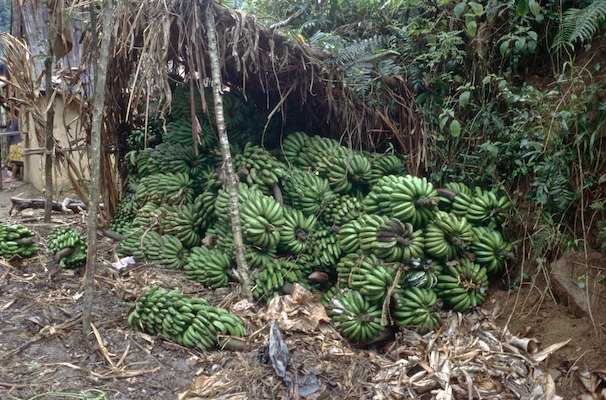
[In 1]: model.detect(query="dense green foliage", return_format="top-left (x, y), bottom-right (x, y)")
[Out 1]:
top-left (241, 0), bottom-right (606, 258)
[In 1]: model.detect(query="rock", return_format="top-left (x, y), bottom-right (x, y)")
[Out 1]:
top-left (550, 251), bottom-right (603, 317)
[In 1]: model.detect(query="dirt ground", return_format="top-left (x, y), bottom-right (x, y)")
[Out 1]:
top-left (1, 184), bottom-right (605, 399)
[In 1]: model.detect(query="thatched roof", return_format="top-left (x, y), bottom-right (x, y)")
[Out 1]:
top-left (3, 0), bottom-right (427, 217)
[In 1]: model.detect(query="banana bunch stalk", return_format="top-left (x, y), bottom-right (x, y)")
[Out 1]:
top-left (127, 287), bottom-right (247, 351)
top-left (0, 223), bottom-right (38, 258)
top-left (392, 287), bottom-right (441, 333)
top-left (434, 260), bottom-right (489, 312)
top-left (328, 290), bottom-right (384, 342)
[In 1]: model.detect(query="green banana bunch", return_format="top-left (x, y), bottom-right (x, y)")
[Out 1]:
top-left (309, 224), bottom-right (341, 269)
top-left (367, 153), bottom-right (406, 185)
top-left (392, 287), bottom-right (441, 333)
top-left (47, 227), bottom-right (87, 268)
top-left (336, 253), bottom-right (398, 304)
top-left (359, 215), bottom-right (425, 262)
top-left (116, 227), bottom-right (147, 261)
top-left (164, 119), bottom-right (218, 150)
top-left (159, 203), bottom-right (204, 248)
top-left (0, 223), bottom-right (38, 258)
top-left (131, 202), bottom-right (164, 230)
top-left (324, 150), bottom-right (372, 197)
top-left (240, 190), bottom-right (285, 249)
top-left (185, 246), bottom-right (232, 288)
top-left (161, 234), bottom-right (188, 269)
top-left (400, 259), bottom-right (443, 290)
top-left (127, 123), bottom-right (162, 152)
top-left (438, 181), bottom-right (473, 214)
top-left (279, 207), bottom-right (315, 254)
top-left (236, 143), bottom-right (287, 195)
top-left (205, 221), bottom-right (235, 255)
top-left (109, 192), bottom-right (138, 234)
top-left (470, 227), bottom-right (513, 275)
top-left (424, 211), bottom-right (475, 261)
top-left (251, 260), bottom-right (305, 303)
top-left (281, 131), bottom-right (310, 166)
top-left (434, 259), bottom-right (489, 312)
top-left (328, 290), bottom-right (384, 342)
top-left (282, 169), bottom-right (334, 216)
top-left (244, 243), bottom-right (278, 269)
top-left (295, 135), bottom-right (343, 172)
top-left (321, 193), bottom-right (362, 226)
top-left (363, 175), bottom-right (438, 228)
top-left (135, 172), bottom-right (193, 206)
top-left (336, 217), bottom-right (367, 254)
top-left (466, 188), bottom-right (511, 228)
top-left (127, 287), bottom-right (247, 352)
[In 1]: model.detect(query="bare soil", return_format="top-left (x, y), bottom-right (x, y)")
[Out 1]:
top-left (1, 185), bottom-right (605, 399)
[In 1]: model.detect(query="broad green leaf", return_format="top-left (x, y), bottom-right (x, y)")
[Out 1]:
top-left (450, 119), bottom-right (461, 137)
top-left (454, 2), bottom-right (466, 17)
top-left (527, 40), bottom-right (537, 53)
top-left (528, 30), bottom-right (538, 41)
top-left (517, 0), bottom-right (529, 16)
top-left (535, 13), bottom-right (544, 22)
top-left (515, 37), bottom-right (526, 51)
top-left (459, 91), bottom-right (471, 107)
top-left (469, 2), bottom-right (483, 15)
top-left (529, 0), bottom-right (541, 16)
top-left (500, 40), bottom-right (509, 56)
top-left (439, 116), bottom-right (449, 130)
top-left (466, 19), bottom-right (477, 37)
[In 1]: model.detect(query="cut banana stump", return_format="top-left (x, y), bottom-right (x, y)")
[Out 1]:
top-left (434, 260), bottom-right (489, 312)
top-left (127, 287), bottom-right (247, 352)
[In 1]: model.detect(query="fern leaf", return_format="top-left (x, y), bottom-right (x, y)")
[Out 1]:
top-left (553, 1), bottom-right (606, 52)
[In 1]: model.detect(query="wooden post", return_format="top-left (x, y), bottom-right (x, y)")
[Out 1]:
top-left (83, 0), bottom-right (113, 335)
top-left (204, 1), bottom-right (252, 300)
top-left (43, 40), bottom-right (54, 222)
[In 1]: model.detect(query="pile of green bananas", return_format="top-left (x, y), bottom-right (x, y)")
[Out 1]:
top-left (117, 229), bottom-right (186, 269)
top-left (392, 287), bottom-right (441, 333)
top-left (424, 211), bottom-right (475, 261)
top-left (367, 153), bottom-right (406, 185)
top-left (127, 287), bottom-right (247, 351)
top-left (322, 194), bottom-right (361, 226)
top-left (434, 259), bottom-right (489, 312)
top-left (336, 253), bottom-right (397, 303)
top-left (359, 215), bottom-right (424, 262)
top-left (328, 290), bottom-right (384, 342)
top-left (47, 227), bottom-right (87, 268)
top-left (0, 223), bottom-right (38, 258)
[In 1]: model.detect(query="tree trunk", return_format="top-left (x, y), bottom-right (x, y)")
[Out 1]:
top-left (83, 0), bottom-right (113, 336)
top-left (44, 40), bottom-right (54, 223)
top-left (204, 1), bottom-right (252, 300)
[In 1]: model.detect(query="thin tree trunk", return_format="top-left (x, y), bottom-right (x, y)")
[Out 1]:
top-left (44, 41), bottom-right (54, 222)
top-left (204, 2), bottom-right (252, 300)
top-left (83, 0), bottom-right (113, 335)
